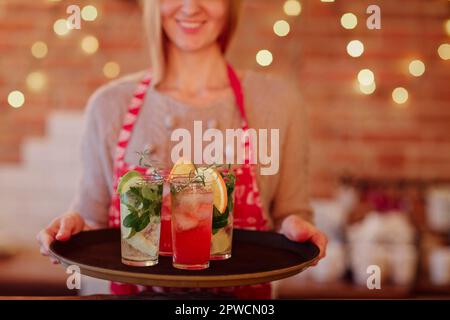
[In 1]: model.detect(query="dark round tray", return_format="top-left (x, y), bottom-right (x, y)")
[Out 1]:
top-left (50, 228), bottom-right (319, 288)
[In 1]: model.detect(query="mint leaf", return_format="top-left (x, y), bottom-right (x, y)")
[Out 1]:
top-left (142, 186), bottom-right (158, 201)
top-left (136, 213), bottom-right (150, 232)
top-left (123, 183), bottom-right (163, 235)
top-left (123, 212), bottom-right (139, 228)
top-left (212, 206), bottom-right (229, 230)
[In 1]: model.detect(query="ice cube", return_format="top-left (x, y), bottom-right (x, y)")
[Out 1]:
top-left (175, 213), bottom-right (199, 231)
top-left (197, 203), bottom-right (213, 220)
top-left (126, 233), bottom-right (158, 257)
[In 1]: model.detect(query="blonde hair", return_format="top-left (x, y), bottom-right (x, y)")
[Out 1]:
top-left (143, 0), bottom-right (242, 86)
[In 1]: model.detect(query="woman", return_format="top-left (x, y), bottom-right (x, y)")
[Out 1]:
top-left (37, 0), bottom-right (327, 299)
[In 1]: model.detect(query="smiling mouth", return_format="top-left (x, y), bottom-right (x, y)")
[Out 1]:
top-left (176, 20), bottom-right (206, 31)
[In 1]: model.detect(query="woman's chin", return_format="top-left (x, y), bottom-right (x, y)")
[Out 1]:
top-left (174, 41), bottom-right (216, 53)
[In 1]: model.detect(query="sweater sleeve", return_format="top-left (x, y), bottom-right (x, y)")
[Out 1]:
top-left (69, 91), bottom-right (114, 228)
top-left (269, 81), bottom-right (313, 230)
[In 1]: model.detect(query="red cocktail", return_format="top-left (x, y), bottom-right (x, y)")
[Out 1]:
top-left (170, 176), bottom-right (213, 270)
top-left (159, 185), bottom-right (173, 256)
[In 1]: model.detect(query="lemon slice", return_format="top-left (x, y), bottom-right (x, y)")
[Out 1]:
top-left (197, 167), bottom-right (228, 214)
top-left (169, 158), bottom-right (196, 179)
top-left (211, 228), bottom-right (231, 253)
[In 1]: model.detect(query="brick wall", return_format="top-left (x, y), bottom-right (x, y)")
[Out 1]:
top-left (0, 0), bottom-right (449, 197)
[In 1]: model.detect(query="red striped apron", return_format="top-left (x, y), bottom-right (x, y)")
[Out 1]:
top-left (108, 65), bottom-right (272, 299)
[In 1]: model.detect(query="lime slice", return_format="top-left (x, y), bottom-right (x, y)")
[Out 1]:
top-left (117, 170), bottom-right (142, 194)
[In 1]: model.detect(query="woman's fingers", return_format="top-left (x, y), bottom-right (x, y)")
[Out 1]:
top-left (280, 215), bottom-right (328, 265)
top-left (312, 232), bottom-right (328, 259)
top-left (310, 232), bottom-right (328, 266)
top-left (55, 213), bottom-right (85, 241)
top-left (36, 226), bottom-right (57, 253)
top-left (55, 217), bottom-right (75, 241)
top-left (50, 257), bottom-right (60, 264)
top-left (37, 213), bottom-right (85, 265)
top-left (280, 215), bottom-right (315, 242)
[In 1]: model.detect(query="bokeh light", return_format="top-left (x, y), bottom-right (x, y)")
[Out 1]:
top-left (408, 60), bottom-right (426, 77)
top-left (392, 87), bottom-right (409, 105)
top-left (256, 50), bottom-right (273, 67)
top-left (445, 19), bottom-right (450, 36)
top-left (347, 40), bottom-right (364, 58)
top-left (273, 20), bottom-right (290, 37)
top-left (81, 35), bottom-right (99, 54)
top-left (31, 41), bottom-right (48, 59)
top-left (283, 0), bottom-right (302, 16)
top-left (103, 62), bottom-right (121, 79)
top-left (357, 69), bottom-right (375, 86)
top-left (7, 91), bottom-right (25, 108)
top-left (53, 19), bottom-right (70, 36)
top-left (26, 72), bottom-right (48, 92)
top-left (341, 13), bottom-right (358, 29)
top-left (81, 5), bottom-right (98, 21)
top-left (359, 82), bottom-right (376, 95)
top-left (437, 43), bottom-right (450, 60)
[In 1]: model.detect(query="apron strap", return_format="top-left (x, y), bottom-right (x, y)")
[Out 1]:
top-left (227, 64), bottom-right (249, 130)
top-left (227, 65), bottom-right (254, 165)
top-left (113, 72), bottom-right (153, 168)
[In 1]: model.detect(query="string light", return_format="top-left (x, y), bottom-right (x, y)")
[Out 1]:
top-left (408, 60), bottom-right (426, 77)
top-left (103, 62), bottom-right (121, 79)
top-left (357, 69), bottom-right (375, 86)
top-left (26, 72), bottom-right (47, 92)
top-left (7, 91), bottom-right (25, 108)
top-left (31, 41), bottom-right (48, 59)
top-left (444, 19), bottom-right (450, 36)
top-left (81, 35), bottom-right (99, 54)
top-left (359, 82), bottom-right (376, 95)
top-left (53, 19), bottom-right (70, 36)
top-left (256, 50), bottom-right (273, 67)
top-left (341, 13), bottom-right (358, 29)
top-left (273, 20), bottom-right (290, 37)
top-left (283, 0), bottom-right (301, 16)
top-left (81, 5), bottom-right (98, 22)
top-left (392, 87), bottom-right (409, 105)
top-left (347, 40), bottom-right (364, 57)
top-left (437, 43), bottom-right (450, 60)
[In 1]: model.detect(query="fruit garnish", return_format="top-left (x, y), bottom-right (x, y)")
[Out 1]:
top-left (169, 158), bottom-right (196, 179)
top-left (197, 167), bottom-right (228, 214)
top-left (117, 170), bottom-right (142, 194)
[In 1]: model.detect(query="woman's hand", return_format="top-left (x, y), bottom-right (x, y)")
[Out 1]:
top-left (279, 214), bottom-right (328, 265)
top-left (36, 212), bottom-right (90, 264)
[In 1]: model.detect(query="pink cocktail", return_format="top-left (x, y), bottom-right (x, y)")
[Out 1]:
top-left (170, 177), bottom-right (213, 270)
top-left (159, 186), bottom-right (173, 256)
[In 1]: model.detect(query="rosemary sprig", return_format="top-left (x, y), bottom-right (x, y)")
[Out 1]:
top-left (136, 149), bottom-right (163, 179)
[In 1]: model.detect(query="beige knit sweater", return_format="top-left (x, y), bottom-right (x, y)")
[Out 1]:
top-left (70, 69), bottom-right (312, 229)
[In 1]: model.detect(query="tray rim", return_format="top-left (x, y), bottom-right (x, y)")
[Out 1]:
top-left (49, 229), bottom-right (319, 288)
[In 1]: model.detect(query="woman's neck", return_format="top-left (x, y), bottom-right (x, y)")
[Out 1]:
top-left (160, 43), bottom-right (229, 94)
